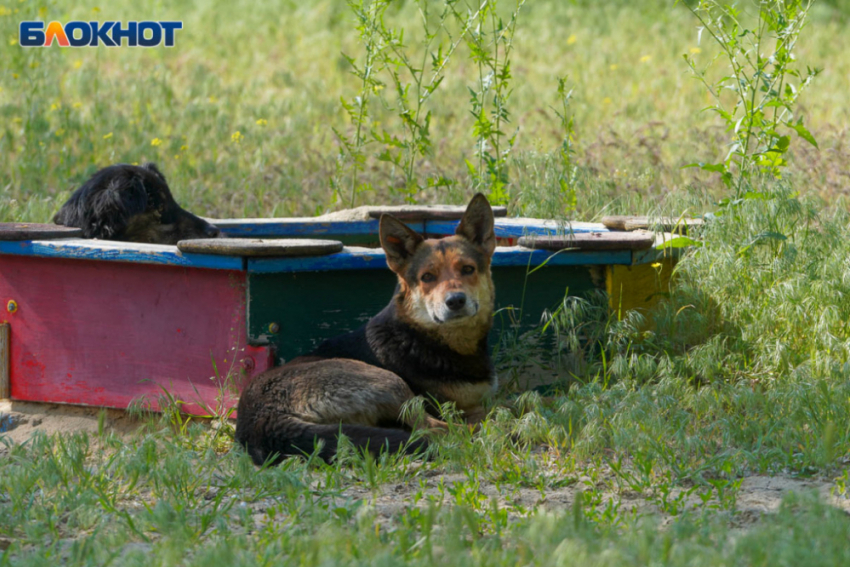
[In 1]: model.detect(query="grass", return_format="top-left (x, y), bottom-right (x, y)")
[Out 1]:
top-left (2, 0), bottom-right (850, 221)
top-left (4, 189), bottom-right (850, 562)
top-left (4, 0), bottom-right (850, 564)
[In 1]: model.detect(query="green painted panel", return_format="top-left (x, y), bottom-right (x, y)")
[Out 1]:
top-left (490, 264), bottom-right (599, 337)
top-left (248, 264), bottom-right (600, 363)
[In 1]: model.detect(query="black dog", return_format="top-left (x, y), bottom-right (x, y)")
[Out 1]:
top-left (53, 162), bottom-right (220, 244)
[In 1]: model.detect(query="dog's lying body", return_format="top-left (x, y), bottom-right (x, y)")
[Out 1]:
top-left (236, 194), bottom-right (497, 464)
top-left (54, 162), bottom-right (220, 244)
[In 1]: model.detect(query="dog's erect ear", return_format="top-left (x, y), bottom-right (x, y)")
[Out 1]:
top-left (85, 177), bottom-right (148, 239)
top-left (455, 193), bottom-right (496, 256)
top-left (380, 214), bottom-right (425, 273)
top-left (142, 162), bottom-right (167, 183)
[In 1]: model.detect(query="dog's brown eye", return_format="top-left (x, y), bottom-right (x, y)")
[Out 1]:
top-left (421, 272), bottom-right (436, 283)
top-left (461, 265), bottom-right (475, 275)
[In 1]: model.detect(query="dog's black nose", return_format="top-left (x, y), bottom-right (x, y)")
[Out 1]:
top-left (445, 292), bottom-right (467, 311)
top-left (205, 225), bottom-right (221, 238)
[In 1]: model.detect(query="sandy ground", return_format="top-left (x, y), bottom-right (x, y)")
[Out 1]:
top-left (2, 400), bottom-right (849, 530)
top-left (0, 400), bottom-right (140, 451)
top-left (320, 471), bottom-right (850, 532)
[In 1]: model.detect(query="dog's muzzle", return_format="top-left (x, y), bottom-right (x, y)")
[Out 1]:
top-left (432, 293), bottom-right (479, 323)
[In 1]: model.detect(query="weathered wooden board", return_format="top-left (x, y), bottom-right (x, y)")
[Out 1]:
top-left (211, 218), bottom-right (405, 241)
top-left (364, 205), bottom-right (508, 221)
top-left (247, 246), bottom-right (634, 274)
top-left (0, 239), bottom-right (243, 270)
top-left (518, 231), bottom-right (655, 251)
top-left (428, 218), bottom-right (607, 239)
top-left (247, 263), bottom-right (599, 363)
top-left (602, 215), bottom-right (704, 233)
top-left (0, 223), bottom-right (82, 240)
top-left (177, 238), bottom-right (343, 257)
top-left (211, 217), bottom-right (609, 241)
top-left (0, 256), bottom-right (274, 413)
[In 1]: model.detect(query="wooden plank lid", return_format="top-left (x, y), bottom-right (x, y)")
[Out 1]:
top-left (519, 231), bottom-right (655, 251)
top-left (602, 215), bottom-right (704, 232)
top-left (0, 223), bottom-right (83, 240)
top-left (318, 204), bottom-right (508, 222)
top-left (177, 238), bottom-right (344, 257)
top-left (366, 205), bottom-right (508, 221)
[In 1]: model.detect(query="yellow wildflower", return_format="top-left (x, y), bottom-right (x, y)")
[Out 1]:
top-left (640, 55), bottom-right (651, 63)
top-left (231, 131), bottom-right (243, 143)
top-left (151, 138), bottom-right (163, 147)
top-left (603, 97), bottom-right (612, 105)
top-left (567, 34), bottom-right (577, 45)
top-left (103, 132), bottom-right (113, 140)
top-left (255, 118), bottom-right (268, 126)
top-left (74, 60), bottom-right (82, 69)
top-left (609, 64), bottom-right (618, 71)
top-left (690, 47), bottom-right (701, 54)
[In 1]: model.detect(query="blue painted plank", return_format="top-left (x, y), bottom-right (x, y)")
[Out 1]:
top-left (493, 247), bottom-right (631, 267)
top-left (212, 216), bottom-right (609, 239)
top-left (248, 248), bottom-right (386, 273)
top-left (0, 239), bottom-right (244, 271)
top-left (247, 245), bottom-right (633, 274)
top-left (429, 218), bottom-right (609, 238)
top-left (213, 218), bottom-right (424, 238)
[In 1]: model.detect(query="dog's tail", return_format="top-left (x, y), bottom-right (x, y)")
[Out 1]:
top-left (235, 415), bottom-right (428, 466)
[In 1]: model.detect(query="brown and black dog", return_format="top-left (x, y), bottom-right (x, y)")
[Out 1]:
top-left (53, 162), bottom-right (220, 244)
top-left (235, 193), bottom-right (497, 464)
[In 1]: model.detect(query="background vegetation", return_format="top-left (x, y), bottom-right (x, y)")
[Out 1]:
top-left (1, 0), bottom-right (849, 221)
top-left (3, 0), bottom-right (850, 564)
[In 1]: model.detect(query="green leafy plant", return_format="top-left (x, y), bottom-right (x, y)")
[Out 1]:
top-left (553, 77), bottom-right (579, 216)
top-left (454, 0), bottom-right (526, 204)
top-left (335, 0), bottom-right (484, 205)
top-left (334, 0), bottom-right (526, 206)
top-left (682, 0), bottom-right (820, 196)
top-left (332, 0), bottom-right (385, 207)
top-left (367, 0), bottom-right (476, 201)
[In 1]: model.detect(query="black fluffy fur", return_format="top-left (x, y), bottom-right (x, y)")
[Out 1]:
top-left (312, 301), bottom-right (494, 401)
top-left (235, 300), bottom-right (493, 465)
top-left (53, 162), bottom-right (220, 244)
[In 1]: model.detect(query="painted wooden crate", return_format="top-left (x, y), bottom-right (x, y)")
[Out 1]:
top-left (0, 214), bottom-right (677, 413)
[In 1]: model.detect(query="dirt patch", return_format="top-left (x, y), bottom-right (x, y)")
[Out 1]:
top-left (324, 472), bottom-right (850, 531)
top-left (3, 400), bottom-right (849, 531)
top-left (0, 400), bottom-right (141, 449)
